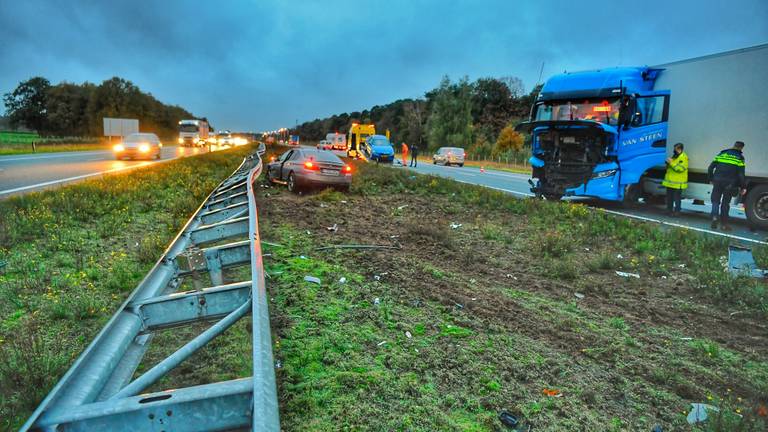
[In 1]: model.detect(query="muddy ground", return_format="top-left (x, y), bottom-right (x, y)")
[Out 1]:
top-left (254, 169), bottom-right (767, 431)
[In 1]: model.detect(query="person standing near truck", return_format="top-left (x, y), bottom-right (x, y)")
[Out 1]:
top-left (708, 141), bottom-right (747, 231)
top-left (662, 143), bottom-right (688, 217)
top-left (410, 143), bottom-right (419, 167)
top-left (401, 142), bottom-right (409, 166)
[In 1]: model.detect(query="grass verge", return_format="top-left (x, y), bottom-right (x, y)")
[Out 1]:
top-left (0, 144), bottom-right (257, 430)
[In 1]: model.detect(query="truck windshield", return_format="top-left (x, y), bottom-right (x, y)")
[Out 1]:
top-left (535, 99), bottom-right (620, 126)
top-left (179, 125), bottom-right (199, 132)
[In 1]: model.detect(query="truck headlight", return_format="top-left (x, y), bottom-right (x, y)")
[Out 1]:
top-left (113, 144), bottom-right (124, 152)
top-left (178, 137), bottom-right (184, 144)
top-left (591, 169), bottom-right (617, 179)
top-left (139, 144), bottom-right (150, 153)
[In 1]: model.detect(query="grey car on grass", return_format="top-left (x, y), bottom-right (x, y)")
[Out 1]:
top-left (433, 147), bottom-right (465, 166)
top-left (266, 148), bottom-right (352, 193)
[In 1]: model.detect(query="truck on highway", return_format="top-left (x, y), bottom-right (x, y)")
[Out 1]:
top-left (289, 135), bottom-right (300, 146)
top-left (326, 132), bottom-right (347, 151)
top-left (517, 43), bottom-right (768, 229)
top-left (178, 119), bottom-right (210, 147)
top-left (347, 123), bottom-right (376, 158)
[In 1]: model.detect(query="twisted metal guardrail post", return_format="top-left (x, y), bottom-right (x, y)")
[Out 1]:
top-left (21, 143), bottom-right (280, 432)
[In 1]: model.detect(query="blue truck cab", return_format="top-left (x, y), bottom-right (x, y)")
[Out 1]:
top-left (516, 67), bottom-right (670, 202)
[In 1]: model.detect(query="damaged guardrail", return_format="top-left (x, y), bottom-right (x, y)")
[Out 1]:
top-left (21, 143), bottom-right (279, 432)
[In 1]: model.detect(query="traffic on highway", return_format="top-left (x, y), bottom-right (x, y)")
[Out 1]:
top-left (2, 3), bottom-right (767, 432)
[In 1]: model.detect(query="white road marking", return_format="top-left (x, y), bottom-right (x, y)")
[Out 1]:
top-left (0, 158), bottom-right (177, 196)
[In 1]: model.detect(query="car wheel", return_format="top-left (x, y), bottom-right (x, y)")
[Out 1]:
top-left (287, 172), bottom-right (298, 193)
top-left (458, 163), bottom-right (464, 167)
top-left (433, 160), bottom-right (436, 164)
top-left (745, 184), bottom-right (768, 230)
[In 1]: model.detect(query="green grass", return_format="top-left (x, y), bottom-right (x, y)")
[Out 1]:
top-left (0, 131), bottom-right (104, 155)
top-left (0, 144), bottom-right (257, 430)
top-left (1, 146), bottom-right (766, 431)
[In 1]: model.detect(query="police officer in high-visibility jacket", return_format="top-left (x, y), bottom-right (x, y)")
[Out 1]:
top-left (662, 142), bottom-right (688, 217)
top-left (708, 141), bottom-right (747, 231)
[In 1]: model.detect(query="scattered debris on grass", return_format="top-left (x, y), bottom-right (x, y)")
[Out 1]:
top-left (542, 388), bottom-right (562, 397)
top-left (616, 270), bottom-right (640, 278)
top-left (316, 243), bottom-right (401, 251)
top-left (574, 292), bottom-right (585, 299)
top-left (303, 276), bottom-right (321, 285)
top-left (450, 222), bottom-right (462, 229)
top-left (687, 402), bottom-right (719, 424)
top-left (338, 276), bottom-right (347, 284)
top-left (728, 245), bottom-right (768, 278)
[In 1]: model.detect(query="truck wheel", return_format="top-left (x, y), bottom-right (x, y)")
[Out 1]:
top-left (745, 184), bottom-right (768, 230)
top-left (621, 184), bottom-right (642, 208)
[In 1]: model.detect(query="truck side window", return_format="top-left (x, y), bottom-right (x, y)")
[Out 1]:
top-left (634, 96), bottom-right (667, 126)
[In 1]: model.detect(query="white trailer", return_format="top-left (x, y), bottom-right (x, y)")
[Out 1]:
top-left (178, 119), bottom-right (210, 147)
top-left (642, 43), bottom-right (768, 228)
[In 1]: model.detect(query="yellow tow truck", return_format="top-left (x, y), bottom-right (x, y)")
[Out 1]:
top-left (346, 123), bottom-right (376, 158)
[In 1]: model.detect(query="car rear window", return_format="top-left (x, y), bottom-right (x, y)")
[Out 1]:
top-left (304, 150), bottom-right (341, 163)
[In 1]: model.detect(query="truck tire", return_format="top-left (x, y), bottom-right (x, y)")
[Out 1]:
top-left (621, 184), bottom-right (642, 208)
top-left (745, 184), bottom-right (768, 230)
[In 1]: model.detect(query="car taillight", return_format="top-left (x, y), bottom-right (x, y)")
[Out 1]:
top-left (343, 165), bottom-right (352, 173)
top-left (304, 161), bottom-right (317, 170)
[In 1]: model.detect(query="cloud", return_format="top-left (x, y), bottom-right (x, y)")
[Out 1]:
top-left (1, 0), bottom-right (766, 130)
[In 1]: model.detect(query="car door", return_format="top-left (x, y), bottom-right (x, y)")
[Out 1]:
top-left (280, 150), bottom-right (299, 180)
top-left (272, 150), bottom-right (292, 180)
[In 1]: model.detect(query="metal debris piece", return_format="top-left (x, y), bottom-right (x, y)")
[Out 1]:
top-left (377, 341), bottom-right (387, 346)
top-left (450, 222), bottom-right (463, 229)
top-left (405, 331), bottom-right (412, 339)
top-left (304, 276), bottom-right (321, 285)
top-left (327, 223), bottom-right (338, 232)
top-left (374, 297), bottom-right (380, 305)
top-left (728, 245), bottom-right (768, 278)
top-left (615, 271), bottom-right (640, 278)
top-left (338, 277), bottom-right (347, 284)
top-left (397, 205), bottom-right (408, 210)
top-left (574, 292), bottom-right (585, 299)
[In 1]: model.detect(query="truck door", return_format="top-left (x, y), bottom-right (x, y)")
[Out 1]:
top-left (617, 91), bottom-right (670, 182)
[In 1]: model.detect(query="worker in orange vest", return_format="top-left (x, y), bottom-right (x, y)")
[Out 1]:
top-left (401, 142), bottom-right (409, 166)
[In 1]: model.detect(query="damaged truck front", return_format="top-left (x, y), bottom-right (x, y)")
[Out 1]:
top-left (517, 67), bottom-right (668, 203)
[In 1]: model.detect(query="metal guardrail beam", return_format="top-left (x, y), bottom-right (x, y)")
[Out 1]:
top-left (22, 143), bottom-right (280, 431)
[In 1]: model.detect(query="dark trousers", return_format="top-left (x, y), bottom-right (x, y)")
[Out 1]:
top-left (666, 188), bottom-right (682, 212)
top-left (710, 181), bottom-right (735, 222)
top-left (410, 152), bottom-right (418, 167)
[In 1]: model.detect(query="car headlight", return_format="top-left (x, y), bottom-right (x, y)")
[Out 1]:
top-left (178, 137), bottom-right (184, 144)
top-left (113, 144), bottom-right (124, 152)
top-left (591, 169), bottom-right (617, 179)
top-left (139, 144), bottom-right (150, 153)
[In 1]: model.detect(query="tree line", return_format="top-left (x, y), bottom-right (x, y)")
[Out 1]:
top-left (294, 76), bottom-right (541, 158)
top-left (2, 77), bottom-right (195, 139)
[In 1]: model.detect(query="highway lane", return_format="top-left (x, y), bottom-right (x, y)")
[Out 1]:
top-left (0, 145), bottom-right (219, 197)
top-left (400, 161), bottom-right (767, 245)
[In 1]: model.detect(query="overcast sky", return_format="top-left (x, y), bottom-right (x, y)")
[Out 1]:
top-left (1, 0), bottom-right (766, 131)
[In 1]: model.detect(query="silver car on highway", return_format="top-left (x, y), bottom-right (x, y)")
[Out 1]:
top-left (433, 147), bottom-right (465, 166)
top-left (266, 148), bottom-right (352, 193)
top-left (113, 132), bottom-right (162, 160)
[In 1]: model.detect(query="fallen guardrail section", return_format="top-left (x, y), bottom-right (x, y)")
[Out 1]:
top-left (21, 143), bottom-right (280, 432)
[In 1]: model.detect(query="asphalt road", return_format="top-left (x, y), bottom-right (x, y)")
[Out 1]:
top-left (0, 145), bottom-right (220, 198)
top-left (396, 160), bottom-right (766, 245)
